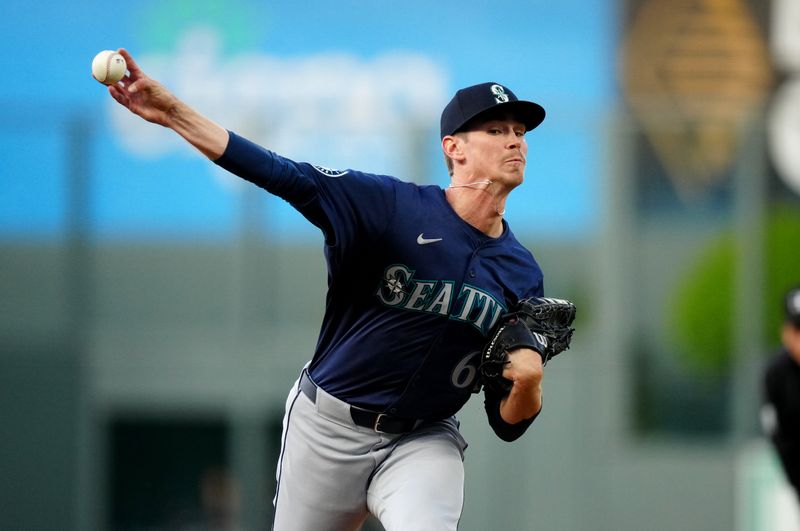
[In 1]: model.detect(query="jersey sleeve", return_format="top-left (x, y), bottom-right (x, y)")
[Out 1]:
top-left (483, 387), bottom-right (539, 442)
top-left (214, 131), bottom-right (316, 205)
top-left (213, 131), bottom-right (397, 248)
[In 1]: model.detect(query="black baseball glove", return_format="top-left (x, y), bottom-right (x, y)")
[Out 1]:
top-left (479, 297), bottom-right (577, 394)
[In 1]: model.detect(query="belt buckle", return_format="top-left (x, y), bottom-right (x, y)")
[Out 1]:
top-left (373, 413), bottom-right (389, 433)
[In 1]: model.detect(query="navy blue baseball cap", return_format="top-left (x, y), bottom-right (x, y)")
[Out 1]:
top-left (440, 82), bottom-right (545, 139)
top-left (785, 287), bottom-right (800, 327)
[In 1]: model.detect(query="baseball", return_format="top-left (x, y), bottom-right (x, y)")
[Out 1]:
top-left (91, 50), bottom-right (127, 85)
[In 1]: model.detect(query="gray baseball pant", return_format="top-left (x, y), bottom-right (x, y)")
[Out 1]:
top-left (271, 371), bottom-right (467, 530)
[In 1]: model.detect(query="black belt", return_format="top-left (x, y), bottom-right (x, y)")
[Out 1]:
top-left (299, 371), bottom-right (420, 434)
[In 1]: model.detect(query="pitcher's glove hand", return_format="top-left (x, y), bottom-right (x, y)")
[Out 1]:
top-left (479, 297), bottom-right (576, 394)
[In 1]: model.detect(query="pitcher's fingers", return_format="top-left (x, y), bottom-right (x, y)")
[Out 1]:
top-left (108, 85), bottom-right (129, 108)
top-left (127, 78), bottom-right (146, 94)
top-left (117, 48), bottom-right (143, 77)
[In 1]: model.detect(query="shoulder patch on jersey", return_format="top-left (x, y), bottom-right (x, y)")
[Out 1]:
top-left (312, 165), bottom-right (349, 178)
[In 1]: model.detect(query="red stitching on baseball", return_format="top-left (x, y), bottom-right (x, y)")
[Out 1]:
top-left (104, 52), bottom-right (114, 83)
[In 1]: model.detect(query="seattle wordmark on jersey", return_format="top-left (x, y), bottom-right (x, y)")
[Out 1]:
top-left (376, 263), bottom-right (506, 335)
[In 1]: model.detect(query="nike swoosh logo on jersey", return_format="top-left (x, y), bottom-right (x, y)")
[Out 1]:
top-left (417, 233), bottom-right (443, 245)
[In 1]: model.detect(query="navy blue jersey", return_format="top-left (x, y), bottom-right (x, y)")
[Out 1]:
top-left (216, 132), bottom-right (544, 429)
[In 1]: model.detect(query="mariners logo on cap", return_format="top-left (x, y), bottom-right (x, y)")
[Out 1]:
top-left (490, 84), bottom-right (509, 104)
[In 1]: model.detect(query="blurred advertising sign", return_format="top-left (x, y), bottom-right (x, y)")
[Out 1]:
top-left (620, 0), bottom-right (773, 205)
top-left (768, 0), bottom-right (800, 196)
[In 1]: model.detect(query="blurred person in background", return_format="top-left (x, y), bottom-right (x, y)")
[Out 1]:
top-left (762, 286), bottom-right (800, 502)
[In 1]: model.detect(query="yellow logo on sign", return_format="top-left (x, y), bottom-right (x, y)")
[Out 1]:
top-left (621, 0), bottom-right (773, 199)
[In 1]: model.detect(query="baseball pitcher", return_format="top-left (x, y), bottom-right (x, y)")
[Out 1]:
top-left (104, 48), bottom-right (576, 531)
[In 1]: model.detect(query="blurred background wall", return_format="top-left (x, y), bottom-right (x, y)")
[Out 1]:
top-left (1, 0), bottom-right (799, 529)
